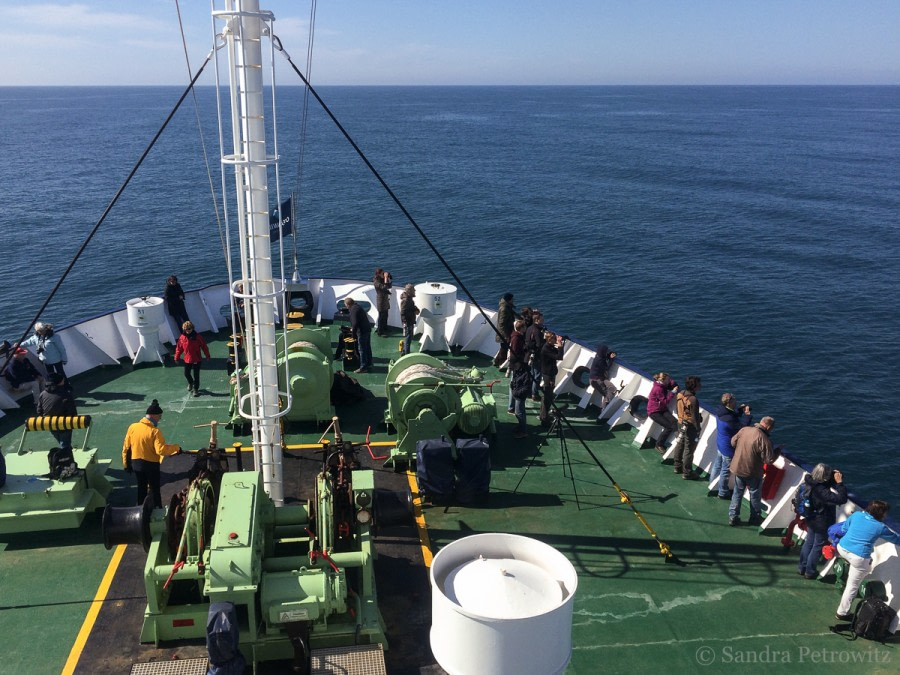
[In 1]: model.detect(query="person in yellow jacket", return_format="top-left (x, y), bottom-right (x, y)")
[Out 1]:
top-left (122, 399), bottom-right (181, 507)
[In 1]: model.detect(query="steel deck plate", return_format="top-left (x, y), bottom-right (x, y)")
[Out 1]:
top-left (312, 644), bottom-right (387, 675)
top-left (130, 657), bottom-right (208, 675)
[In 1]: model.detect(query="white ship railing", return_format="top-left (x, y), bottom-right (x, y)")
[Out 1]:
top-left (1, 277), bottom-right (897, 617)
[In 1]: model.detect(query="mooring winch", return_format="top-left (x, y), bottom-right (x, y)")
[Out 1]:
top-left (102, 417), bottom-right (411, 670)
top-left (384, 353), bottom-right (497, 468)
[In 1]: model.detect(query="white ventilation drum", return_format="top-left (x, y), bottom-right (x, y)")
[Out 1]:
top-left (430, 532), bottom-right (577, 675)
top-left (126, 296), bottom-right (167, 365)
top-left (414, 282), bottom-right (457, 352)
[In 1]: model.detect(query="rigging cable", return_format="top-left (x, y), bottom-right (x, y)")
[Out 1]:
top-left (174, 0), bottom-right (229, 269)
top-left (1, 57), bottom-right (213, 375)
top-left (273, 38), bottom-right (504, 342)
top-left (290, 0), bottom-right (319, 280)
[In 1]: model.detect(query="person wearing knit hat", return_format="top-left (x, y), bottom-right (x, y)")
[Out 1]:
top-left (400, 284), bottom-right (419, 356)
top-left (122, 399), bottom-right (182, 508)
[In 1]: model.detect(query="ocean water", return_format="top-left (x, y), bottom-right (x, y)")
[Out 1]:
top-left (1, 85), bottom-right (898, 504)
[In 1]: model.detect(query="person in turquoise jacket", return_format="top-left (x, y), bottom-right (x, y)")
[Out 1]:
top-left (834, 500), bottom-right (900, 620)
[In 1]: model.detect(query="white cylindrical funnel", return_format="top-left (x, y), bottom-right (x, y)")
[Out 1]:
top-left (414, 282), bottom-right (457, 352)
top-left (430, 532), bottom-right (577, 675)
top-left (126, 296), bottom-right (167, 365)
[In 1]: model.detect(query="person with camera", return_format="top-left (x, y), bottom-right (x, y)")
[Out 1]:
top-left (797, 463), bottom-right (848, 580)
top-left (22, 321), bottom-right (68, 383)
top-left (728, 416), bottom-right (781, 526)
top-left (539, 331), bottom-right (566, 425)
top-left (122, 399), bottom-right (183, 508)
top-left (672, 375), bottom-right (703, 480)
top-left (373, 267), bottom-right (393, 337)
top-left (647, 372), bottom-right (679, 452)
top-left (711, 393), bottom-right (752, 499)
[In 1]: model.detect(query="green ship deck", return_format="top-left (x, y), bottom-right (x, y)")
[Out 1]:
top-left (0, 325), bottom-right (895, 674)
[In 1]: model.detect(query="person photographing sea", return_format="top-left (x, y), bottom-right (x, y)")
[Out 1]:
top-left (373, 268), bottom-right (393, 336)
top-left (796, 463), bottom-right (847, 580)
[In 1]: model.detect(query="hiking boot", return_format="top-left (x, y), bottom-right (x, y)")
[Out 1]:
top-left (729, 517), bottom-right (741, 527)
top-left (683, 471), bottom-right (700, 481)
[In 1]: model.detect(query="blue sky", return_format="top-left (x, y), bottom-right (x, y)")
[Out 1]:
top-left (1, 1), bottom-right (898, 86)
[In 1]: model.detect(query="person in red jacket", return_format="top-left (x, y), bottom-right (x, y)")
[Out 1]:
top-left (174, 321), bottom-right (210, 397)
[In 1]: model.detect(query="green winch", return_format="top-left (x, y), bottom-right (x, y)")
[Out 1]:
top-left (229, 326), bottom-right (334, 426)
top-left (383, 353), bottom-right (497, 468)
top-left (102, 420), bottom-right (409, 670)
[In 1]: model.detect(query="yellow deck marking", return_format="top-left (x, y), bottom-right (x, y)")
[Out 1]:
top-left (406, 471), bottom-right (433, 568)
top-left (62, 544), bottom-right (127, 675)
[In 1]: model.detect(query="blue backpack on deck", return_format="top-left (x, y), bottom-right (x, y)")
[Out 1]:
top-left (828, 521), bottom-right (846, 547)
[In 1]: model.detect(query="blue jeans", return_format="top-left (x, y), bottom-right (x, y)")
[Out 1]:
top-left (513, 396), bottom-right (526, 431)
top-left (711, 452), bottom-right (732, 496)
top-left (402, 322), bottom-right (414, 355)
top-left (799, 529), bottom-right (826, 577)
top-left (729, 475), bottom-right (762, 519)
top-left (357, 330), bottom-right (373, 370)
top-left (530, 362), bottom-right (542, 397)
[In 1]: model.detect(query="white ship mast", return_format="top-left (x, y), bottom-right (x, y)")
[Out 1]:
top-left (214, 0), bottom-right (289, 504)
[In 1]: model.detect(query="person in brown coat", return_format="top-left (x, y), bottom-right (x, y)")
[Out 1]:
top-left (672, 375), bottom-right (702, 480)
top-left (728, 416), bottom-right (781, 526)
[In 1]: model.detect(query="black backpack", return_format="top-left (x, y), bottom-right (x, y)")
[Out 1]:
top-left (330, 370), bottom-right (367, 405)
top-left (851, 597), bottom-right (896, 642)
top-left (511, 367), bottom-right (533, 400)
top-left (47, 447), bottom-right (78, 480)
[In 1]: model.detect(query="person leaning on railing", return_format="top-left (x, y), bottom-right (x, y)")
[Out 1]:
top-left (833, 500), bottom-right (900, 621)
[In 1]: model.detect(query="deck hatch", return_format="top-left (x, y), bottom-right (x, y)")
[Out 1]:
top-left (311, 644), bottom-right (387, 675)
top-left (130, 657), bottom-right (208, 675)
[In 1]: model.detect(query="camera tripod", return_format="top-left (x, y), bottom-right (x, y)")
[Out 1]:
top-left (513, 403), bottom-right (581, 509)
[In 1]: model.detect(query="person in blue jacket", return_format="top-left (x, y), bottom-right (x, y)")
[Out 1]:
top-left (796, 463), bottom-right (847, 579)
top-left (834, 500), bottom-right (900, 621)
top-left (22, 322), bottom-right (68, 382)
top-left (711, 393), bottom-right (751, 499)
